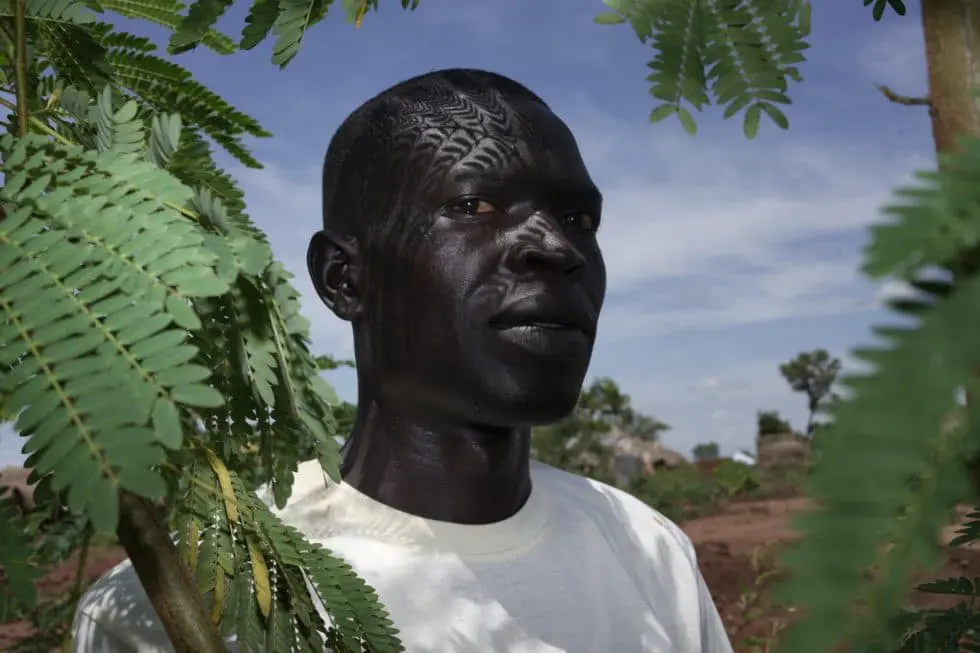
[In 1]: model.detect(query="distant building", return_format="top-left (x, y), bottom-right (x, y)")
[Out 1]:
top-left (0, 466), bottom-right (34, 514)
top-left (606, 428), bottom-right (687, 486)
top-left (756, 432), bottom-right (810, 469)
top-left (732, 450), bottom-right (756, 466)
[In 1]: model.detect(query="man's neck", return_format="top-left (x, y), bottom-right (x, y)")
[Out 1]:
top-left (340, 401), bottom-right (532, 525)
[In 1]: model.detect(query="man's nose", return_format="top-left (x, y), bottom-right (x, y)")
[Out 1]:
top-left (508, 217), bottom-right (586, 279)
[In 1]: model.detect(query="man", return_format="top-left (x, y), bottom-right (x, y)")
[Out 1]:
top-left (73, 68), bottom-right (733, 652)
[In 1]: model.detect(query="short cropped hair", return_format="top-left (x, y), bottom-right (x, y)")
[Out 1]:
top-left (320, 68), bottom-right (550, 243)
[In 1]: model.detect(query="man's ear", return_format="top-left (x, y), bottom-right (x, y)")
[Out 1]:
top-left (307, 230), bottom-right (362, 322)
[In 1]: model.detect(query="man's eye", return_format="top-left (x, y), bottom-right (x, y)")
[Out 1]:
top-left (450, 198), bottom-right (497, 216)
top-left (563, 212), bottom-right (598, 232)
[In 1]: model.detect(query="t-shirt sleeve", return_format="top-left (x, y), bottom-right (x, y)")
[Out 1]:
top-left (71, 560), bottom-right (244, 652)
top-left (691, 549), bottom-right (734, 652)
top-left (71, 562), bottom-right (176, 652)
top-left (595, 479), bottom-right (735, 652)
top-left (668, 527), bottom-right (733, 653)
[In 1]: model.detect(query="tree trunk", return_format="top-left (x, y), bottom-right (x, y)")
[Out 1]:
top-left (921, 0), bottom-right (980, 154)
top-left (116, 491), bottom-right (228, 653)
top-left (920, 0), bottom-right (980, 497)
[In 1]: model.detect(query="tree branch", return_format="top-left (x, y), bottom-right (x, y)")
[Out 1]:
top-left (12, 0), bottom-right (28, 136)
top-left (116, 491), bottom-right (228, 653)
top-left (875, 84), bottom-right (932, 107)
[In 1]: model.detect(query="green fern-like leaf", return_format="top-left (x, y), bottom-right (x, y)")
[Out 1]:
top-left (866, 0), bottom-right (907, 22)
top-left (639, 0), bottom-right (708, 133)
top-left (948, 507), bottom-right (980, 547)
top-left (240, 0), bottom-right (280, 50)
top-left (108, 50), bottom-right (270, 168)
top-left (0, 497), bottom-right (42, 615)
top-left (95, 25), bottom-right (157, 52)
top-left (167, 0), bottom-right (235, 53)
top-left (600, 0), bottom-right (810, 137)
top-left (774, 138), bottom-right (980, 652)
top-left (250, 493), bottom-right (403, 652)
top-left (95, 86), bottom-right (144, 155)
top-left (145, 111), bottom-right (181, 167)
top-left (0, 0), bottom-right (97, 24)
top-left (0, 132), bottom-right (230, 533)
top-left (894, 603), bottom-right (974, 653)
top-left (93, 0), bottom-right (236, 54)
top-left (36, 22), bottom-right (112, 92)
top-left (3, 12), bottom-right (401, 650)
top-left (864, 138), bottom-right (980, 279)
top-left (267, 0), bottom-right (330, 66)
top-left (774, 282), bottom-right (980, 652)
top-left (170, 454), bottom-right (399, 651)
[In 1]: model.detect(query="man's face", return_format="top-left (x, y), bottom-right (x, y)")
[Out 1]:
top-left (360, 95), bottom-right (606, 428)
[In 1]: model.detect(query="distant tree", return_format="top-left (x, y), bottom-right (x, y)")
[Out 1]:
top-left (779, 349), bottom-right (842, 435)
top-left (573, 378), bottom-right (670, 441)
top-left (692, 442), bottom-right (720, 461)
top-left (315, 354), bottom-right (357, 435)
top-left (314, 354), bottom-right (355, 370)
top-left (531, 378), bottom-right (668, 479)
top-left (629, 414), bottom-right (670, 442)
top-left (566, 377), bottom-right (669, 439)
top-left (575, 378), bottom-right (630, 427)
top-left (332, 401), bottom-right (356, 437)
top-left (757, 410), bottom-right (792, 437)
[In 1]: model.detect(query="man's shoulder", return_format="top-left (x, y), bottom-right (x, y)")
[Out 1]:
top-left (257, 459), bottom-right (331, 510)
top-left (530, 461), bottom-right (696, 558)
top-left (73, 558), bottom-right (173, 651)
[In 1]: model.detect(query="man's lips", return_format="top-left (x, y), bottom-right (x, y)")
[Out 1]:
top-left (490, 318), bottom-right (585, 333)
top-left (488, 299), bottom-right (595, 337)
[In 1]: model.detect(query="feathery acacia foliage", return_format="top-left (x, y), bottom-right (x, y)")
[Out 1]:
top-left (0, 0), bottom-right (401, 649)
top-left (594, 0), bottom-right (812, 138)
top-left (771, 135), bottom-right (980, 653)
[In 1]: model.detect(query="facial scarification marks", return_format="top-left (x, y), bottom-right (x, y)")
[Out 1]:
top-left (370, 84), bottom-right (545, 284)
top-left (320, 70), bottom-right (560, 337)
top-left (321, 70), bottom-right (549, 243)
top-left (389, 85), bottom-right (531, 200)
top-left (505, 211), bottom-right (586, 280)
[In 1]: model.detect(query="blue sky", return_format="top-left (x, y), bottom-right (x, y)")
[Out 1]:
top-left (0, 0), bottom-right (933, 466)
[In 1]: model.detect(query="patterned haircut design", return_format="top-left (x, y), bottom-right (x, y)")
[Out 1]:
top-left (320, 68), bottom-right (552, 251)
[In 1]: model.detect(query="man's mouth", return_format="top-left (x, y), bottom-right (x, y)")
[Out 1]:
top-left (492, 320), bottom-right (581, 332)
top-left (488, 292), bottom-right (597, 341)
top-left (488, 310), bottom-right (593, 337)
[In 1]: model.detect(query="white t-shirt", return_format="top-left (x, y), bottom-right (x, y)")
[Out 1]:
top-left (72, 460), bottom-right (733, 652)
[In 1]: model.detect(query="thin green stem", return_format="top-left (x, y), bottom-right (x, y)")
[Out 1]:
top-left (12, 0), bottom-right (28, 137)
top-left (60, 526), bottom-right (92, 652)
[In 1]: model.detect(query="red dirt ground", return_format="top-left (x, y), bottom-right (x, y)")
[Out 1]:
top-left (680, 499), bottom-right (980, 650)
top-left (3, 498), bottom-right (979, 652)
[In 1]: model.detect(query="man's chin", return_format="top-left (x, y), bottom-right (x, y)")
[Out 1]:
top-left (481, 388), bottom-right (582, 427)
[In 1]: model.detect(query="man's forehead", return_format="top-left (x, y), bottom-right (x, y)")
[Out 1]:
top-left (390, 92), bottom-right (533, 151)
top-left (386, 93), bottom-right (585, 184)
